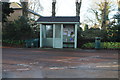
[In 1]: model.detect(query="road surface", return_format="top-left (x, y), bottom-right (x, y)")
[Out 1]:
top-left (2, 48), bottom-right (119, 78)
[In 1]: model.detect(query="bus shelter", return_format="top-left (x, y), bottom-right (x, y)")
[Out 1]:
top-left (36, 16), bottom-right (80, 48)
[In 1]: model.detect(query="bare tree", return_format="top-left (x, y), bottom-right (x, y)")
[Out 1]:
top-left (20, 0), bottom-right (28, 18)
top-left (28, 0), bottom-right (43, 19)
top-left (76, 0), bottom-right (82, 16)
top-left (101, 0), bottom-right (108, 30)
top-left (117, 0), bottom-right (120, 23)
top-left (90, 0), bottom-right (113, 30)
top-left (117, 0), bottom-right (120, 11)
top-left (52, 0), bottom-right (56, 16)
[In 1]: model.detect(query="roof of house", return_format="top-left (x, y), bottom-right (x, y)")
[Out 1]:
top-left (10, 2), bottom-right (41, 16)
top-left (27, 9), bottom-right (41, 16)
top-left (10, 2), bottom-right (22, 9)
top-left (36, 16), bottom-right (80, 23)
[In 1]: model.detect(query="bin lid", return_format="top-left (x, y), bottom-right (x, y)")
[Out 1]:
top-left (95, 37), bottom-right (101, 40)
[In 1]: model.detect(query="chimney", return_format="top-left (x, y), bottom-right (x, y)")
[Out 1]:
top-left (52, 0), bottom-right (56, 16)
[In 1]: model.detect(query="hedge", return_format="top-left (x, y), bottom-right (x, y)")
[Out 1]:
top-left (2, 40), bottom-right (24, 45)
top-left (82, 42), bottom-right (120, 49)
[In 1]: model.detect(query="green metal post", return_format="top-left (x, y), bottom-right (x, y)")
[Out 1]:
top-left (61, 24), bottom-right (63, 48)
top-left (40, 24), bottom-right (42, 48)
top-left (74, 24), bottom-right (77, 48)
top-left (53, 24), bottom-right (55, 48)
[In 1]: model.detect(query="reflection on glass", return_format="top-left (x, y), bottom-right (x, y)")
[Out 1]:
top-left (46, 25), bottom-right (53, 38)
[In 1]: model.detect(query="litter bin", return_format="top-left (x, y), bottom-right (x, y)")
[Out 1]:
top-left (25, 38), bottom-right (39, 48)
top-left (33, 38), bottom-right (39, 47)
top-left (95, 37), bottom-right (101, 49)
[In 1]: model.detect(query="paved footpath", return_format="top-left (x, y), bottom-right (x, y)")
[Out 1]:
top-left (2, 48), bottom-right (119, 78)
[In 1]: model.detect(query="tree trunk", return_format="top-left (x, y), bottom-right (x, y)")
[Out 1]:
top-left (20, 0), bottom-right (28, 18)
top-left (118, 0), bottom-right (120, 23)
top-left (76, 0), bottom-right (82, 16)
top-left (118, 0), bottom-right (120, 11)
top-left (101, 1), bottom-right (107, 30)
top-left (52, 0), bottom-right (56, 16)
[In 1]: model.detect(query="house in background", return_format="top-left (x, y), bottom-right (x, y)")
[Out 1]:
top-left (7, 2), bottom-right (41, 22)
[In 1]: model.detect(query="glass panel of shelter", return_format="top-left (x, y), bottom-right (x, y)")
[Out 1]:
top-left (63, 24), bottom-right (75, 42)
top-left (42, 24), bottom-right (53, 48)
top-left (46, 25), bottom-right (53, 38)
top-left (63, 24), bottom-right (75, 48)
top-left (55, 24), bottom-right (61, 38)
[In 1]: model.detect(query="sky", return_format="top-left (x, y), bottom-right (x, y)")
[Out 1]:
top-left (9, 0), bottom-right (92, 22)
top-left (9, 0), bottom-right (118, 25)
top-left (9, 0), bottom-right (91, 16)
top-left (40, 0), bottom-right (91, 22)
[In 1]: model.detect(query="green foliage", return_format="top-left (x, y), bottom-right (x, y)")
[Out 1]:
top-left (113, 13), bottom-right (120, 20)
top-left (77, 26), bottom-right (83, 37)
top-left (102, 42), bottom-right (120, 49)
top-left (82, 28), bottom-right (107, 39)
top-left (3, 16), bottom-right (34, 40)
top-left (113, 12), bottom-right (120, 23)
top-left (107, 24), bottom-right (120, 42)
top-left (107, 13), bottom-right (120, 42)
top-left (2, 40), bottom-right (24, 45)
top-left (2, 2), bottom-right (14, 22)
top-left (84, 24), bottom-right (88, 31)
top-left (82, 42), bottom-right (120, 49)
top-left (77, 26), bottom-right (83, 47)
top-left (82, 42), bottom-right (95, 48)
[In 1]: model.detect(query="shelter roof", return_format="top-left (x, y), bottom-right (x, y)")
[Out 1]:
top-left (36, 16), bottom-right (80, 23)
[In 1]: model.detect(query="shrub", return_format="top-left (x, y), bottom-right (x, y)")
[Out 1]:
top-left (102, 42), bottom-right (120, 49)
top-left (2, 40), bottom-right (24, 45)
top-left (81, 42), bottom-right (94, 48)
top-left (82, 42), bottom-right (120, 49)
top-left (3, 16), bottom-right (34, 40)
